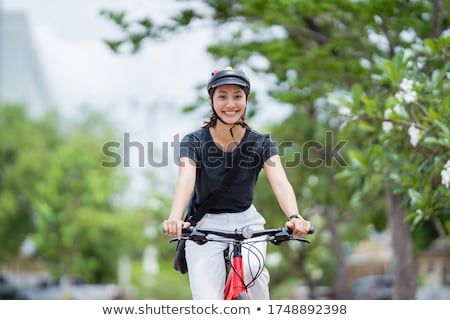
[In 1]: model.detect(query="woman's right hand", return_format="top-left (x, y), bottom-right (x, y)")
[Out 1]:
top-left (162, 218), bottom-right (191, 239)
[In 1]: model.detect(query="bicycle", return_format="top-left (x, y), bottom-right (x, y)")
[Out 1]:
top-left (171, 225), bottom-right (314, 300)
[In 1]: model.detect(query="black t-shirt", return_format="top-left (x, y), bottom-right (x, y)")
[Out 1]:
top-left (179, 127), bottom-right (279, 213)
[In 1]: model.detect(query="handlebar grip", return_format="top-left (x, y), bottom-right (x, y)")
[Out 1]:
top-left (181, 226), bottom-right (194, 234)
top-left (285, 225), bottom-right (315, 235)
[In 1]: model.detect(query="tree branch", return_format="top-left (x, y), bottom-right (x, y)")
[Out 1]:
top-left (358, 114), bottom-right (425, 130)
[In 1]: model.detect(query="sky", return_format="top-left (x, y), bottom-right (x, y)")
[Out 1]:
top-left (2, 0), bottom-right (216, 204)
top-left (2, 0), bottom-right (291, 206)
top-left (3, 0), bottom-right (213, 125)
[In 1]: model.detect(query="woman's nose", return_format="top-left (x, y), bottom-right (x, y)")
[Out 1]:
top-left (225, 98), bottom-right (235, 107)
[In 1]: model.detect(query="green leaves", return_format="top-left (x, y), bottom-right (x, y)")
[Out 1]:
top-left (407, 188), bottom-right (425, 207)
top-left (347, 150), bottom-right (368, 169)
top-left (343, 37), bottom-right (450, 233)
top-left (171, 9), bottom-right (202, 26)
top-left (0, 104), bottom-right (147, 284)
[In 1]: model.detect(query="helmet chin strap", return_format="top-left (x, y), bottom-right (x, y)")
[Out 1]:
top-left (212, 111), bottom-right (244, 146)
top-left (215, 113), bottom-right (243, 126)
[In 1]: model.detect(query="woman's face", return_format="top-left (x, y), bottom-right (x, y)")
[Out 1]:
top-left (211, 84), bottom-right (247, 125)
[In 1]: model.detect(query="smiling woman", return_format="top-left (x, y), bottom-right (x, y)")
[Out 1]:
top-left (162, 67), bottom-right (312, 300)
top-left (204, 68), bottom-right (252, 151)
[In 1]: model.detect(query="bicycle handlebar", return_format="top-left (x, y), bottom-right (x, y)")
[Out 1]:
top-left (173, 225), bottom-right (314, 246)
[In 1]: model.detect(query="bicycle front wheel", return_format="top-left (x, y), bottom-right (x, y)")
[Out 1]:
top-left (235, 293), bottom-right (250, 300)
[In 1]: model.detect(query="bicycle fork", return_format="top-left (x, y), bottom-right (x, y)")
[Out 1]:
top-left (224, 242), bottom-right (249, 300)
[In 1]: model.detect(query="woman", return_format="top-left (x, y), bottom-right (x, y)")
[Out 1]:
top-left (162, 67), bottom-right (311, 299)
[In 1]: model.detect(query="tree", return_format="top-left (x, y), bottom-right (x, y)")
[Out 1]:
top-left (334, 37), bottom-right (450, 299)
top-left (0, 104), bottom-right (152, 297)
top-left (27, 109), bottom-right (149, 286)
top-left (0, 104), bottom-right (60, 260)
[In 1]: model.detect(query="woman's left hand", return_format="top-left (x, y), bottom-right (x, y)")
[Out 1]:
top-left (285, 217), bottom-right (311, 237)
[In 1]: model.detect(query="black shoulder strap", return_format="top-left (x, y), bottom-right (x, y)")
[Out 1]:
top-left (188, 130), bottom-right (259, 225)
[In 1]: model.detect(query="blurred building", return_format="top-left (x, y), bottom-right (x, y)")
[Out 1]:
top-left (347, 230), bottom-right (450, 299)
top-left (0, 4), bottom-right (53, 116)
top-left (346, 232), bottom-right (392, 281)
top-left (416, 238), bottom-right (450, 299)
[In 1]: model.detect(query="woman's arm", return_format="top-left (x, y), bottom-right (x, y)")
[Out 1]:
top-left (264, 154), bottom-right (311, 236)
top-left (162, 157), bottom-right (196, 238)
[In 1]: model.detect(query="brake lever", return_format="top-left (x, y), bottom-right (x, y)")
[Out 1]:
top-left (270, 225), bottom-right (314, 245)
top-left (190, 229), bottom-right (207, 245)
top-left (291, 237), bottom-right (311, 244)
top-left (169, 232), bottom-right (207, 245)
top-left (271, 229), bottom-right (291, 245)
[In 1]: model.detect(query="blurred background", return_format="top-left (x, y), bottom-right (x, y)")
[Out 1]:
top-left (0, 0), bottom-right (449, 300)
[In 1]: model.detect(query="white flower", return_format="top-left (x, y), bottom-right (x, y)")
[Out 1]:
top-left (359, 58), bottom-right (372, 69)
top-left (445, 160), bottom-right (450, 169)
top-left (396, 78), bottom-right (418, 104)
top-left (441, 28), bottom-right (450, 38)
top-left (338, 106), bottom-right (351, 115)
top-left (408, 123), bottom-right (420, 147)
top-left (307, 175), bottom-right (319, 187)
top-left (393, 104), bottom-right (409, 118)
top-left (441, 160), bottom-right (450, 189)
top-left (400, 78), bottom-right (414, 92)
top-left (395, 91), bottom-right (404, 101)
top-left (384, 109), bottom-right (392, 119)
top-left (382, 121), bottom-right (393, 133)
top-left (403, 90), bottom-right (417, 104)
top-left (399, 28), bottom-right (416, 43)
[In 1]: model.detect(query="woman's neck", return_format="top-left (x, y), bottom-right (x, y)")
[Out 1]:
top-left (210, 123), bottom-right (246, 152)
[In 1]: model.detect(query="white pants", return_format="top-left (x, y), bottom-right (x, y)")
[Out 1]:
top-left (185, 205), bottom-right (270, 300)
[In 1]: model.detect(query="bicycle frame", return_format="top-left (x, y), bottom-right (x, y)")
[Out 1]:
top-left (224, 240), bottom-right (249, 300)
top-left (174, 225), bottom-right (313, 300)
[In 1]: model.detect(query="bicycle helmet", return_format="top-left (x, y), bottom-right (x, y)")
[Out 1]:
top-left (207, 67), bottom-right (251, 97)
